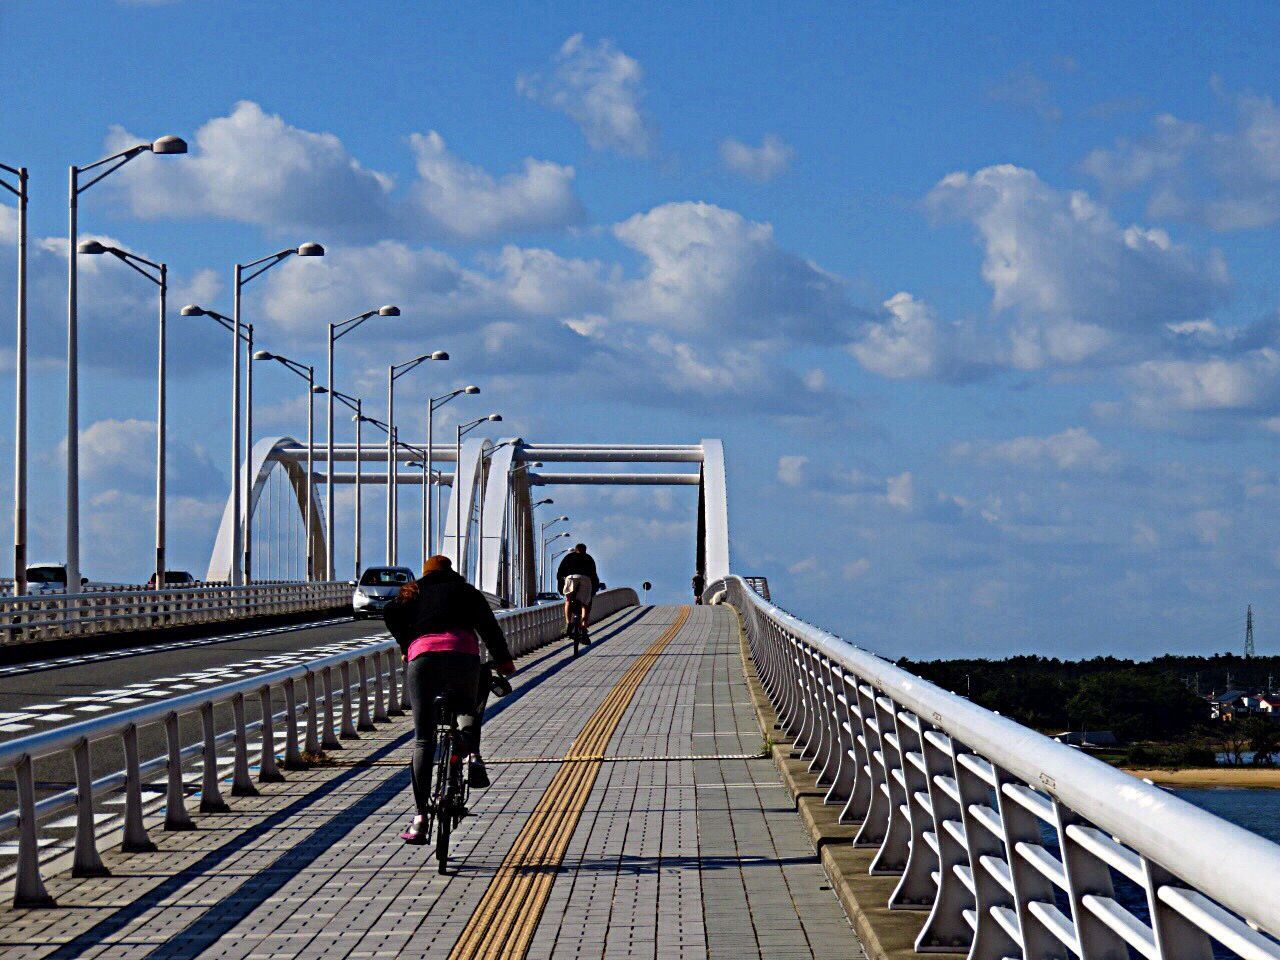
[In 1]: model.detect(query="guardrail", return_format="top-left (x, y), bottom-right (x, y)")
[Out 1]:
top-left (0, 586), bottom-right (638, 906)
top-left (0, 580), bottom-right (355, 647)
top-left (721, 575), bottom-right (1280, 960)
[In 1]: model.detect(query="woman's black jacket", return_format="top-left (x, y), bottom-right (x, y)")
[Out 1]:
top-left (383, 569), bottom-right (512, 663)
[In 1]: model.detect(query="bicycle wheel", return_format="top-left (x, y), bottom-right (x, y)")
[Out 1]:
top-left (435, 730), bottom-right (453, 873)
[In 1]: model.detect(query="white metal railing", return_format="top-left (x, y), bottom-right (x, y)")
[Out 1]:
top-left (0, 580), bottom-right (355, 646)
top-left (0, 586), bottom-right (638, 906)
top-left (722, 575), bottom-right (1280, 960)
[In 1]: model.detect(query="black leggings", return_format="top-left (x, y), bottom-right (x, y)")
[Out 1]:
top-left (406, 652), bottom-right (486, 816)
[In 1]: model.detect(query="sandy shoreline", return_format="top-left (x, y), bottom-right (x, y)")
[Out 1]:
top-left (1123, 767), bottom-right (1280, 789)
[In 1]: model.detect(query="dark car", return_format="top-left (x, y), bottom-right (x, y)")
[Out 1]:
top-left (146, 570), bottom-right (197, 589)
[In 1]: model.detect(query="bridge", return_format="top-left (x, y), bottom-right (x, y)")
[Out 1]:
top-left (0, 434), bottom-right (1276, 960)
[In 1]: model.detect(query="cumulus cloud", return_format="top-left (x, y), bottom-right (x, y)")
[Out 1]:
top-left (778, 455), bottom-right (808, 487)
top-left (71, 418), bottom-right (224, 497)
top-left (407, 131), bottom-right (582, 238)
top-left (952, 427), bottom-right (1117, 472)
top-left (850, 292), bottom-right (989, 382)
top-left (517, 34), bottom-right (654, 156)
top-left (719, 134), bottom-right (795, 182)
top-left (926, 164), bottom-right (1229, 369)
top-left (1083, 88), bottom-right (1280, 230)
top-left (105, 102), bottom-right (583, 241)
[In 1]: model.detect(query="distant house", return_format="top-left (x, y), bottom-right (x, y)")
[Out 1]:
top-left (1258, 695), bottom-right (1280, 714)
top-left (1054, 730), bottom-right (1119, 748)
top-left (1209, 691), bottom-right (1247, 721)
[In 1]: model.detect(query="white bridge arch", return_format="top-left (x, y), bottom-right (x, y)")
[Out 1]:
top-left (207, 437), bottom-right (729, 605)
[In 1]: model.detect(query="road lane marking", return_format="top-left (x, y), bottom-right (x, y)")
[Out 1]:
top-left (448, 606), bottom-right (691, 960)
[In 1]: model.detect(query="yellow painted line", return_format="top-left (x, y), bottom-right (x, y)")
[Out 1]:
top-left (448, 606), bottom-right (692, 960)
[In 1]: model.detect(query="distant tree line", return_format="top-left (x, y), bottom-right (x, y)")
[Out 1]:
top-left (898, 653), bottom-right (1280, 748)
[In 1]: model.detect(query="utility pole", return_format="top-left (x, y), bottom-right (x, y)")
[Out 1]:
top-left (1246, 604), bottom-right (1255, 659)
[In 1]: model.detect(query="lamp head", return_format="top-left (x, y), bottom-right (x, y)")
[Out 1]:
top-left (296, 242), bottom-right (325, 257)
top-left (487, 413), bottom-right (502, 422)
top-left (252, 350), bottom-right (274, 361)
top-left (180, 304), bottom-right (206, 317)
top-left (558, 515), bottom-right (569, 521)
top-left (150, 135), bottom-right (188, 155)
top-left (311, 385), bottom-right (327, 394)
top-left (431, 351), bottom-right (449, 361)
top-left (77, 239), bottom-right (109, 255)
top-left (378, 304), bottom-right (400, 316)
top-left (464, 385), bottom-right (480, 394)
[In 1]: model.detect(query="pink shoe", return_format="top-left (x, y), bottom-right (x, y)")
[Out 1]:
top-left (401, 816), bottom-right (428, 844)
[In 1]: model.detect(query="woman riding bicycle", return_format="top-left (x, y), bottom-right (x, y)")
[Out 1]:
top-left (384, 555), bottom-right (515, 845)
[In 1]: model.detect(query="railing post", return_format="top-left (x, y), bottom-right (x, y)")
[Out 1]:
top-left (913, 728), bottom-right (970, 951)
top-left (71, 737), bottom-right (109, 877)
top-left (888, 709), bottom-right (936, 908)
top-left (199, 702), bottom-right (230, 813)
top-left (853, 683), bottom-right (889, 849)
top-left (164, 711), bottom-right (195, 830)
top-left (838, 673), bottom-right (872, 825)
top-left (372, 650), bottom-right (389, 722)
top-left (386, 651), bottom-right (403, 716)
top-left (258, 685), bottom-right (285, 783)
top-left (868, 693), bottom-right (911, 876)
top-left (1143, 858), bottom-right (1214, 960)
top-left (340, 661), bottom-right (358, 739)
top-left (1054, 801), bottom-right (1129, 960)
top-left (357, 656), bottom-right (375, 731)
top-left (121, 724), bottom-right (157, 852)
top-left (14, 755), bottom-right (55, 907)
top-left (282, 677), bottom-right (306, 769)
top-left (321, 666), bottom-right (342, 750)
top-left (304, 671), bottom-right (321, 757)
top-left (231, 693), bottom-right (258, 796)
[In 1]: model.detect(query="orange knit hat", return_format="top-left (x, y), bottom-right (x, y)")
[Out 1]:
top-left (423, 555), bottom-right (453, 574)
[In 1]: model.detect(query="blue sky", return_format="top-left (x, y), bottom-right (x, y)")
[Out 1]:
top-left (3, 0), bottom-right (1280, 659)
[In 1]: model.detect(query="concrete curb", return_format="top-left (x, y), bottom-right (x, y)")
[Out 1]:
top-left (730, 607), bottom-right (963, 960)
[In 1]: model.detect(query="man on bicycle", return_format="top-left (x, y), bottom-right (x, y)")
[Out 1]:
top-left (556, 542), bottom-right (599, 640)
top-left (384, 555), bottom-right (514, 844)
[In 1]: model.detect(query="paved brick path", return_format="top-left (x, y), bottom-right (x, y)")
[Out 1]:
top-left (0, 605), bottom-right (863, 959)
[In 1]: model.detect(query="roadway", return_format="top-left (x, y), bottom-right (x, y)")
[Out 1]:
top-left (0, 604), bottom-right (863, 959)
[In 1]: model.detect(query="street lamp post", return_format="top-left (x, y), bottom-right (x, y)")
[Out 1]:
top-left (529, 498), bottom-right (554, 592)
top-left (427, 385), bottom-right (480, 566)
top-left (234, 243), bottom-right (324, 584)
top-left (180, 304), bottom-right (249, 583)
top-left (454, 414), bottom-right (502, 582)
top-left (385, 352), bottom-right (448, 565)
top-left (326, 306), bottom-right (399, 580)
top-left (77, 241), bottom-right (168, 588)
top-left (315, 385), bottom-right (365, 581)
top-left (2, 163), bottom-right (27, 595)
top-left (253, 351), bottom-right (316, 579)
top-left (66, 135), bottom-right (186, 592)
top-left (541, 519), bottom-right (570, 592)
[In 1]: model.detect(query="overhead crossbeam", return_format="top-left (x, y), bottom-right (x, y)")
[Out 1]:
top-left (527, 473), bottom-right (700, 485)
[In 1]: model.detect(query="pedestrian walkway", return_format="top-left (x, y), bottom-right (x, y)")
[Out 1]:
top-left (0, 604), bottom-right (863, 960)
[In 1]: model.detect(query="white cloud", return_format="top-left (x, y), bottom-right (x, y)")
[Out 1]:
top-left (885, 472), bottom-right (915, 511)
top-left (1128, 349), bottom-right (1280, 414)
top-left (408, 131), bottom-right (582, 238)
top-left (926, 164), bottom-right (1229, 369)
top-left (851, 292), bottom-right (987, 382)
top-left (105, 102), bottom-right (583, 241)
top-left (842, 558), bottom-right (871, 580)
top-left (71, 418), bottom-right (223, 497)
top-left (719, 134), bottom-right (794, 182)
top-left (517, 34), bottom-right (654, 156)
top-left (777, 455), bottom-right (808, 487)
top-left (952, 427), bottom-right (1117, 472)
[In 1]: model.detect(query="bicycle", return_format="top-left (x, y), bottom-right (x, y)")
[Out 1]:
top-left (424, 666), bottom-right (511, 874)
top-left (565, 596), bottom-right (592, 656)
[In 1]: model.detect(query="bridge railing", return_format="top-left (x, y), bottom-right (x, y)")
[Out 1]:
top-left (0, 586), bottom-right (638, 906)
top-left (0, 580), bottom-right (355, 647)
top-left (721, 575), bottom-right (1280, 960)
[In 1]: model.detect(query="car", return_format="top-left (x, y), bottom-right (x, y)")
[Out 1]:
top-left (24, 563), bottom-right (88, 596)
top-left (352, 566), bottom-right (416, 618)
top-left (146, 570), bottom-right (198, 589)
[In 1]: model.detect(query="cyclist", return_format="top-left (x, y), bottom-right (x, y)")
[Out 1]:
top-left (556, 542), bottom-right (599, 640)
top-left (384, 555), bottom-right (515, 845)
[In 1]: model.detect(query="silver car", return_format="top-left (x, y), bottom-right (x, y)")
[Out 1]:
top-left (352, 566), bottom-right (415, 619)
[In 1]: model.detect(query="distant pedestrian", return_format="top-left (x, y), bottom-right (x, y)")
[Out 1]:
top-left (692, 571), bottom-right (705, 604)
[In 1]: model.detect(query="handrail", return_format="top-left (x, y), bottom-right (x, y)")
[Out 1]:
top-left (720, 574), bottom-right (1280, 960)
top-left (0, 586), bottom-right (638, 907)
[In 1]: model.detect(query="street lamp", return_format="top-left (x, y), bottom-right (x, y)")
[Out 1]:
top-left (181, 304), bottom-right (249, 583)
top-left (428, 385), bottom-right (479, 559)
top-left (253, 351), bottom-right (316, 580)
top-left (326, 305), bottom-right (399, 579)
top-left (66, 135), bottom-right (186, 592)
top-left (454, 414), bottom-right (501, 580)
top-left (314, 385), bottom-right (364, 581)
top-left (385, 352), bottom-right (448, 565)
top-left (234, 243), bottom-right (324, 584)
top-left (540, 516), bottom-right (569, 590)
top-left (543, 528), bottom-right (571, 593)
top-left (78, 241), bottom-right (168, 588)
top-left (2, 162), bottom-right (27, 595)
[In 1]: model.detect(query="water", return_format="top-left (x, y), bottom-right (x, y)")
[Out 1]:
top-left (1177, 786), bottom-right (1280, 845)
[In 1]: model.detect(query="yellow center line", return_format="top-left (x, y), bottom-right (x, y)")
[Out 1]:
top-left (448, 606), bottom-right (692, 960)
